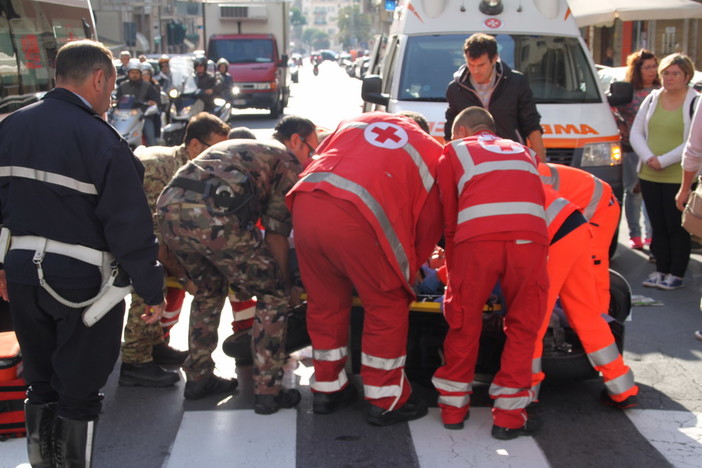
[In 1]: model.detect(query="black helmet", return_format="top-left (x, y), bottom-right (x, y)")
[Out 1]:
top-left (194, 56), bottom-right (208, 69)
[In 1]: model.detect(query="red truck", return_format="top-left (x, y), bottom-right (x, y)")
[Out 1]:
top-left (203, 1), bottom-right (290, 117)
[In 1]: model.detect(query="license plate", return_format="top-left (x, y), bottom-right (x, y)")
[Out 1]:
top-left (233, 99), bottom-right (247, 105)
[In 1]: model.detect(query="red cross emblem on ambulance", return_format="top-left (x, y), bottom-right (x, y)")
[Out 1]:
top-left (364, 122), bottom-right (409, 150)
top-left (484, 18), bottom-right (502, 29)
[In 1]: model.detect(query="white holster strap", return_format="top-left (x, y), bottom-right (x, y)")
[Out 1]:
top-left (10, 235), bottom-right (116, 309)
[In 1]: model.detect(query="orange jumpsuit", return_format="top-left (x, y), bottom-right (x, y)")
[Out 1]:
top-left (538, 163), bottom-right (620, 316)
top-left (534, 186), bottom-right (638, 403)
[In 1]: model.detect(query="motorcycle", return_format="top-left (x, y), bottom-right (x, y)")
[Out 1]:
top-left (108, 95), bottom-right (159, 149)
top-left (162, 76), bottom-right (232, 146)
top-left (312, 63), bottom-right (319, 76)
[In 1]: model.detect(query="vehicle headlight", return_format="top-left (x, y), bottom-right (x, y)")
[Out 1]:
top-left (232, 85), bottom-right (241, 95)
top-left (213, 97), bottom-right (226, 107)
top-left (581, 142), bottom-right (622, 167)
top-left (178, 105), bottom-right (192, 116)
top-left (169, 89), bottom-right (179, 99)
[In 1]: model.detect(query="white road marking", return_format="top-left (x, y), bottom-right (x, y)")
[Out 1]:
top-left (165, 409), bottom-right (297, 468)
top-left (0, 437), bottom-right (26, 468)
top-left (626, 409), bottom-right (702, 467)
top-left (408, 408), bottom-right (550, 468)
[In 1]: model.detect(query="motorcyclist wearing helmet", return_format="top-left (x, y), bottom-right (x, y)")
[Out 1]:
top-left (140, 62), bottom-right (163, 146)
top-left (193, 55), bottom-right (217, 113)
top-left (215, 58), bottom-right (233, 102)
top-left (115, 60), bottom-right (157, 106)
top-left (155, 55), bottom-right (173, 91)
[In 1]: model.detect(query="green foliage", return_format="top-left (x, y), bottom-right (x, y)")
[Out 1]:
top-left (302, 28), bottom-right (330, 50)
top-left (335, 5), bottom-right (371, 50)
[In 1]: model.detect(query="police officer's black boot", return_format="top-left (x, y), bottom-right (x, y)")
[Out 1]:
top-left (24, 400), bottom-right (57, 468)
top-left (53, 416), bottom-right (96, 468)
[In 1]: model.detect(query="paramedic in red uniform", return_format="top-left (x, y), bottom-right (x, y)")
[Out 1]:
top-left (287, 112), bottom-right (443, 426)
top-left (432, 107), bottom-right (549, 440)
top-left (538, 163), bottom-right (620, 319)
top-left (533, 185), bottom-right (639, 408)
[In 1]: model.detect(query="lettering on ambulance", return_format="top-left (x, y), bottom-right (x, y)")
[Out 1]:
top-left (541, 124), bottom-right (599, 135)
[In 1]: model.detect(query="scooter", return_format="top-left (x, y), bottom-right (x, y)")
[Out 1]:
top-left (163, 76), bottom-right (231, 146)
top-left (108, 95), bottom-right (159, 149)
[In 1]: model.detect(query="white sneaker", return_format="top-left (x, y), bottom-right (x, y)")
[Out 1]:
top-left (642, 272), bottom-right (665, 288)
top-left (658, 274), bottom-right (684, 290)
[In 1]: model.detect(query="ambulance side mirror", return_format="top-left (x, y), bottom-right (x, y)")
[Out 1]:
top-left (607, 81), bottom-right (633, 107)
top-left (362, 75), bottom-right (389, 107)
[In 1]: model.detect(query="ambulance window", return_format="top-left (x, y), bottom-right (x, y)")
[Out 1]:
top-left (382, 37), bottom-right (399, 96)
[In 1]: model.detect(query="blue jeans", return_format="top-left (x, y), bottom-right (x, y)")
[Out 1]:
top-left (622, 151), bottom-right (651, 239)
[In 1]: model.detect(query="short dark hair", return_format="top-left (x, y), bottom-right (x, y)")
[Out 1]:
top-left (396, 110), bottom-right (430, 134)
top-left (183, 112), bottom-right (231, 145)
top-left (55, 40), bottom-right (114, 84)
top-left (228, 126), bottom-right (257, 140)
top-left (453, 106), bottom-right (496, 135)
top-left (464, 33), bottom-right (498, 60)
top-left (272, 115), bottom-right (316, 143)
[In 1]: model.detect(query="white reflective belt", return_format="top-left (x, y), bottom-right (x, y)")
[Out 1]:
top-left (438, 394), bottom-right (470, 408)
top-left (313, 346), bottom-right (347, 362)
top-left (587, 342), bottom-right (620, 367)
top-left (364, 383), bottom-right (402, 400)
top-left (585, 177), bottom-right (604, 220)
top-left (361, 352), bottom-right (405, 371)
top-left (545, 197), bottom-right (570, 227)
top-left (605, 369), bottom-right (636, 396)
top-left (458, 201), bottom-right (546, 224)
top-left (11, 236), bottom-right (105, 266)
top-left (0, 166), bottom-right (98, 195)
top-left (300, 172), bottom-right (410, 282)
top-left (311, 369), bottom-right (348, 393)
top-left (432, 376), bottom-right (472, 393)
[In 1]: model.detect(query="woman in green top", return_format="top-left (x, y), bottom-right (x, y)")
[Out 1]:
top-left (630, 53), bottom-right (699, 290)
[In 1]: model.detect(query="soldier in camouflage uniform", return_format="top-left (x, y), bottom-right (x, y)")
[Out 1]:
top-left (119, 113), bottom-right (231, 387)
top-left (157, 116), bottom-right (318, 411)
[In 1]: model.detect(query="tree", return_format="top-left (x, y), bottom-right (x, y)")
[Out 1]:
top-left (302, 28), bottom-right (330, 51)
top-left (336, 5), bottom-right (371, 50)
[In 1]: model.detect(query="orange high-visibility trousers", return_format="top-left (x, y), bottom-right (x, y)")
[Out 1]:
top-left (532, 223), bottom-right (638, 402)
top-left (589, 197), bottom-right (621, 316)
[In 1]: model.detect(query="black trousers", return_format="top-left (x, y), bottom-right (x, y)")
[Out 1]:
top-left (9, 282), bottom-right (124, 420)
top-left (640, 179), bottom-right (691, 277)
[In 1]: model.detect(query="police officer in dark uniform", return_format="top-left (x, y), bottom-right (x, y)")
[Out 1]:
top-left (0, 40), bottom-right (165, 468)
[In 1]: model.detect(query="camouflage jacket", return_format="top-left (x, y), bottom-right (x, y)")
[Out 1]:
top-left (159, 140), bottom-right (302, 236)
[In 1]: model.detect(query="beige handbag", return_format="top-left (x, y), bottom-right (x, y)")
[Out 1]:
top-left (682, 182), bottom-right (702, 238)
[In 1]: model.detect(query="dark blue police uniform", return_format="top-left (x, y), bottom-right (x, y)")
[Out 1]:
top-left (0, 88), bottom-right (164, 420)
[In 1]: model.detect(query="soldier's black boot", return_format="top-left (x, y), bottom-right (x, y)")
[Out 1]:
top-left (53, 416), bottom-right (96, 468)
top-left (25, 400), bottom-right (57, 468)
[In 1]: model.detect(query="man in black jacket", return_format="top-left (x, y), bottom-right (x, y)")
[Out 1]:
top-left (0, 40), bottom-right (165, 467)
top-left (444, 33), bottom-right (545, 162)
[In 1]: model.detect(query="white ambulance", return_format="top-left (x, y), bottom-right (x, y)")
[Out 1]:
top-left (362, 0), bottom-right (625, 199)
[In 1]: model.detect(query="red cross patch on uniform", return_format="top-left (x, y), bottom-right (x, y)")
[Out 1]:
top-left (363, 122), bottom-right (409, 150)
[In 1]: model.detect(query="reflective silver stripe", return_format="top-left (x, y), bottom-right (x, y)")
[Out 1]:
top-left (313, 346), bottom-right (348, 362)
top-left (545, 197), bottom-right (570, 227)
top-left (489, 383), bottom-right (526, 397)
top-left (540, 164), bottom-right (560, 190)
top-left (340, 121), bottom-right (368, 131)
top-left (605, 369), bottom-right (636, 396)
top-left (432, 376), bottom-right (472, 393)
top-left (311, 369), bottom-right (348, 393)
top-left (0, 166), bottom-right (97, 195)
top-left (584, 177), bottom-right (604, 220)
top-left (587, 342), bottom-right (621, 367)
top-left (364, 383), bottom-right (401, 399)
top-left (361, 352), bottom-right (406, 370)
top-left (85, 420), bottom-right (95, 467)
top-left (300, 172), bottom-right (410, 281)
top-left (532, 358), bottom-right (542, 374)
top-left (438, 394), bottom-right (470, 408)
top-left (233, 306), bottom-right (255, 321)
top-left (404, 143), bottom-right (434, 193)
top-left (493, 395), bottom-right (532, 410)
top-left (458, 202), bottom-right (545, 224)
top-left (453, 141), bottom-right (476, 195)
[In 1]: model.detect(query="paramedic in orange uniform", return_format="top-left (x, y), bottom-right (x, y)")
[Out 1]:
top-left (534, 185), bottom-right (639, 408)
top-left (287, 112), bottom-right (443, 426)
top-left (432, 107), bottom-right (549, 440)
top-left (538, 163), bottom-right (620, 317)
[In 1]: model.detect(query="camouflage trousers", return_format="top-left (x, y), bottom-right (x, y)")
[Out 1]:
top-left (121, 292), bottom-right (167, 364)
top-left (158, 203), bottom-right (289, 395)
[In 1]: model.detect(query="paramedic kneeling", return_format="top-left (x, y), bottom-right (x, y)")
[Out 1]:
top-left (0, 40), bottom-right (165, 468)
top-left (432, 106), bottom-right (549, 440)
